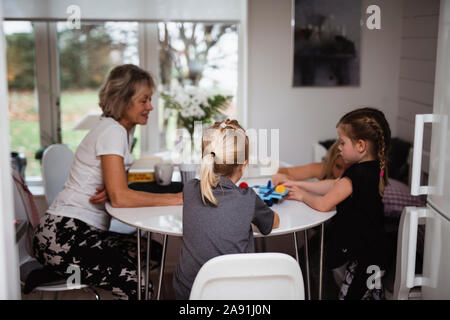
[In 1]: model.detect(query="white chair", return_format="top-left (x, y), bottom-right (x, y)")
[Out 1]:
top-left (12, 174), bottom-right (99, 299)
top-left (189, 253), bottom-right (305, 300)
top-left (41, 144), bottom-right (133, 234)
top-left (42, 144), bottom-right (74, 206)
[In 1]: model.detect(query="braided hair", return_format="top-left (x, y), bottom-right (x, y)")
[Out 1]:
top-left (337, 107), bottom-right (391, 195)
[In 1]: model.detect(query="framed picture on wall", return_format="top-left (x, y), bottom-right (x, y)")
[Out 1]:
top-left (292, 0), bottom-right (362, 87)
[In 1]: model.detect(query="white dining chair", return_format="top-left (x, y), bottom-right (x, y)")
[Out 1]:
top-left (12, 172), bottom-right (99, 300)
top-left (189, 252), bottom-right (305, 300)
top-left (42, 144), bottom-right (74, 207)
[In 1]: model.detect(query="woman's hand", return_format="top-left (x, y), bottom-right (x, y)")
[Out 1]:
top-left (173, 192), bottom-right (183, 205)
top-left (89, 185), bottom-right (109, 204)
top-left (285, 185), bottom-right (306, 202)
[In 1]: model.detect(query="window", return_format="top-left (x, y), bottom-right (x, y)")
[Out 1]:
top-left (4, 21), bottom-right (40, 178)
top-left (5, 19), bottom-right (241, 179)
top-left (157, 22), bottom-right (238, 150)
top-left (57, 22), bottom-right (141, 157)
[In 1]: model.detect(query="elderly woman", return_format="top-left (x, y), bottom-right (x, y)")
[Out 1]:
top-left (33, 64), bottom-right (182, 300)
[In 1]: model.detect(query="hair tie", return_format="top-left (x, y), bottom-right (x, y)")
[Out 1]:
top-left (210, 152), bottom-right (215, 157)
top-left (380, 170), bottom-right (384, 178)
top-left (220, 122), bottom-right (227, 128)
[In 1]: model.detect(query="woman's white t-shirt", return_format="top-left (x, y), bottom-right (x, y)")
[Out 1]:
top-left (47, 117), bottom-right (135, 230)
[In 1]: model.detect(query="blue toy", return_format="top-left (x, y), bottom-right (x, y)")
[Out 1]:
top-left (252, 180), bottom-right (289, 206)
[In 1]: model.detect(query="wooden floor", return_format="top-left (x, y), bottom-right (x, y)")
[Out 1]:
top-left (21, 267), bottom-right (177, 300)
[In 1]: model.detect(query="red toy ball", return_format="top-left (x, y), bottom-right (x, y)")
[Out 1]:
top-left (239, 182), bottom-right (249, 189)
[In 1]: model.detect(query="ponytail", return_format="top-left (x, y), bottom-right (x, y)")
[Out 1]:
top-left (200, 152), bottom-right (219, 206)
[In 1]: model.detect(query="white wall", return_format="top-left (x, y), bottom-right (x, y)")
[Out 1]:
top-left (0, 1), bottom-right (21, 299)
top-left (248, 0), bottom-right (402, 165)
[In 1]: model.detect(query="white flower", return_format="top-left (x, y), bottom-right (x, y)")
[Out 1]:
top-left (192, 91), bottom-right (208, 107)
top-left (192, 105), bottom-right (205, 118)
top-left (180, 108), bottom-right (190, 118)
top-left (178, 93), bottom-right (191, 109)
top-left (184, 85), bottom-right (197, 95)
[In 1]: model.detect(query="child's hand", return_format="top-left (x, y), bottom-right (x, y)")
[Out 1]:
top-left (272, 173), bottom-right (290, 186)
top-left (89, 185), bottom-right (108, 204)
top-left (285, 185), bottom-right (306, 202)
top-left (280, 180), bottom-right (301, 190)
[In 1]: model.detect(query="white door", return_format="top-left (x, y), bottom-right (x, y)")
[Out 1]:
top-left (421, 206), bottom-right (450, 299)
top-left (428, 0), bottom-right (450, 216)
top-left (394, 205), bottom-right (450, 299)
top-left (411, 0), bottom-right (450, 218)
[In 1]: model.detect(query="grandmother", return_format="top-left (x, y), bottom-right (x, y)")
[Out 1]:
top-left (33, 64), bottom-right (182, 299)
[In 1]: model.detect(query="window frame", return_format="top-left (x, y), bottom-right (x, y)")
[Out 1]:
top-left (5, 18), bottom-right (246, 180)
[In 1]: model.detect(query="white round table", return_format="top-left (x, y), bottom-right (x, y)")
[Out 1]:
top-left (106, 177), bottom-right (336, 300)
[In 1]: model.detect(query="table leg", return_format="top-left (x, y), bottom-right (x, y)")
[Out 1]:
top-left (304, 229), bottom-right (311, 300)
top-left (137, 228), bottom-right (141, 301)
top-left (319, 223), bottom-right (325, 300)
top-left (260, 237), bottom-right (267, 252)
top-left (145, 231), bottom-right (151, 300)
top-left (157, 234), bottom-right (168, 300)
top-left (293, 232), bottom-right (299, 264)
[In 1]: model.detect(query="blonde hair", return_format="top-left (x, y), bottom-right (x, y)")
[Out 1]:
top-left (323, 140), bottom-right (342, 180)
top-left (200, 119), bottom-right (249, 206)
top-left (337, 107), bottom-right (391, 195)
top-left (99, 64), bottom-right (155, 121)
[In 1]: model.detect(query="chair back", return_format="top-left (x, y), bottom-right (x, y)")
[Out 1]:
top-left (12, 172), bottom-right (37, 263)
top-left (189, 252), bottom-right (305, 300)
top-left (42, 144), bottom-right (74, 206)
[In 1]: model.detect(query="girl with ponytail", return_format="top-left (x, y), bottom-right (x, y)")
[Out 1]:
top-left (173, 119), bottom-right (280, 300)
top-left (280, 107), bottom-right (391, 300)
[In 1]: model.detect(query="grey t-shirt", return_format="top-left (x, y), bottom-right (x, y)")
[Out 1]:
top-left (173, 176), bottom-right (275, 299)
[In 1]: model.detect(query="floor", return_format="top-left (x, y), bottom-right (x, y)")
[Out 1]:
top-left (21, 226), bottom-right (396, 300)
top-left (21, 266), bottom-right (177, 300)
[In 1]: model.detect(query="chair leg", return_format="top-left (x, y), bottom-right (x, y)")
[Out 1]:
top-left (86, 287), bottom-right (100, 300)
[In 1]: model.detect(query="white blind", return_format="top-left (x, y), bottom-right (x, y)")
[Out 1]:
top-left (3, 0), bottom-right (243, 21)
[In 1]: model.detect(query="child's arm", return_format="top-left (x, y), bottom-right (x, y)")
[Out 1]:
top-left (276, 162), bottom-right (325, 181)
top-left (272, 211), bottom-right (280, 229)
top-left (286, 177), bottom-right (352, 212)
top-left (282, 179), bottom-right (337, 195)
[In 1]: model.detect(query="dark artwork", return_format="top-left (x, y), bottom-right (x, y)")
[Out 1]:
top-left (293, 0), bottom-right (361, 87)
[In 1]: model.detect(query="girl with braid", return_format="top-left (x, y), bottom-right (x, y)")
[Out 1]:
top-left (279, 107), bottom-right (391, 299)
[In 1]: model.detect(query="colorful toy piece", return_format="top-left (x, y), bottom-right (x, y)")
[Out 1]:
top-left (252, 180), bottom-right (289, 206)
top-left (275, 185), bottom-right (286, 194)
top-left (238, 182), bottom-right (249, 189)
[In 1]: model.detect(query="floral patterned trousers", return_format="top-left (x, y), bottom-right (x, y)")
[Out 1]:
top-left (33, 213), bottom-right (155, 300)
